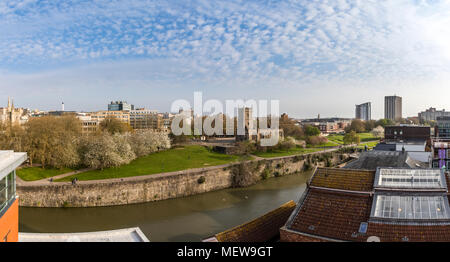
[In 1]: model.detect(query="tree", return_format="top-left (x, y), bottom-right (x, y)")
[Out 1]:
top-left (234, 141), bottom-right (257, 156)
top-left (278, 137), bottom-right (296, 151)
top-left (375, 119), bottom-right (395, 128)
top-left (306, 135), bottom-right (328, 145)
top-left (343, 131), bottom-right (360, 145)
top-left (304, 125), bottom-right (320, 136)
top-left (345, 119), bottom-right (366, 133)
top-left (22, 115), bottom-right (82, 168)
top-left (130, 130), bottom-right (171, 157)
top-left (100, 116), bottom-right (132, 134)
top-left (78, 133), bottom-right (134, 170)
top-left (365, 120), bottom-right (377, 131)
top-left (279, 116), bottom-right (304, 139)
top-left (371, 126), bottom-right (384, 138)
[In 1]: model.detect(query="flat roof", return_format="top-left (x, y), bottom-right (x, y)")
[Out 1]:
top-left (0, 150), bottom-right (27, 180)
top-left (374, 168), bottom-right (446, 190)
top-left (19, 227), bottom-right (149, 242)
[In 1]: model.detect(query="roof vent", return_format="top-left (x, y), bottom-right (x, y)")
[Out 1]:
top-left (308, 225), bottom-right (315, 231)
top-left (351, 232), bottom-right (358, 238)
top-left (367, 236), bottom-right (380, 242)
top-left (402, 236), bottom-right (409, 242)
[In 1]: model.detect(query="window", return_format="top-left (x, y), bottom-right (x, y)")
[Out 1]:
top-left (375, 169), bottom-right (445, 189)
top-left (0, 171), bottom-right (16, 214)
top-left (373, 195), bottom-right (450, 220)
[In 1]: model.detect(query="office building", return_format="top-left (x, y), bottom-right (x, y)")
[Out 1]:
top-left (0, 150), bottom-right (27, 242)
top-left (90, 110), bottom-right (130, 124)
top-left (355, 102), bottom-right (371, 121)
top-left (432, 116), bottom-right (450, 170)
top-left (385, 96), bottom-right (402, 121)
top-left (130, 109), bottom-right (163, 130)
top-left (418, 107), bottom-right (450, 122)
top-left (108, 101), bottom-right (134, 112)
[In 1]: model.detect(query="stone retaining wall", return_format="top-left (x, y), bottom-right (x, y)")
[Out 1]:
top-left (18, 151), bottom-right (350, 207)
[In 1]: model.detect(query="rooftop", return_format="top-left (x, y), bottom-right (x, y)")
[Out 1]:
top-left (283, 167), bottom-right (450, 242)
top-left (19, 227), bottom-right (149, 242)
top-left (204, 201), bottom-right (296, 242)
top-left (0, 150), bottom-right (27, 180)
top-left (344, 151), bottom-right (429, 170)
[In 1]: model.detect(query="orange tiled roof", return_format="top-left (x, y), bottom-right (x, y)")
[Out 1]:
top-left (289, 188), bottom-right (372, 241)
top-left (215, 200), bottom-right (296, 242)
top-left (310, 168), bottom-right (375, 192)
top-left (286, 170), bottom-right (450, 242)
top-left (365, 223), bottom-right (450, 242)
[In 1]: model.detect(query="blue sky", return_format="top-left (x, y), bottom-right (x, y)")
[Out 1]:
top-left (1, 0), bottom-right (450, 119)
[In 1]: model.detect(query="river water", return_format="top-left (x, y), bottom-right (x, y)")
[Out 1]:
top-left (19, 171), bottom-right (312, 242)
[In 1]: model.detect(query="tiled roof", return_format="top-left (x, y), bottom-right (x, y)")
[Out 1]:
top-left (310, 168), bottom-right (375, 192)
top-left (365, 223), bottom-right (450, 242)
top-left (344, 151), bottom-right (428, 170)
top-left (214, 200), bottom-right (296, 242)
top-left (288, 188), bottom-right (372, 241)
top-left (285, 169), bottom-right (450, 242)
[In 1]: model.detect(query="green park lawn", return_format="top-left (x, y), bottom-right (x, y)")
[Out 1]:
top-left (306, 141), bottom-right (340, 148)
top-left (327, 132), bottom-right (380, 145)
top-left (359, 132), bottom-right (381, 142)
top-left (357, 141), bottom-right (380, 150)
top-left (17, 167), bottom-right (75, 181)
top-left (253, 146), bottom-right (324, 158)
top-left (327, 134), bottom-right (345, 144)
top-left (56, 145), bottom-right (241, 182)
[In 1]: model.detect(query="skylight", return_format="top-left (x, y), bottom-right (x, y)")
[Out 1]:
top-left (374, 169), bottom-right (445, 189)
top-left (372, 194), bottom-right (450, 220)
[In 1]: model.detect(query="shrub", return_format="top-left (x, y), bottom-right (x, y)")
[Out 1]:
top-left (197, 176), bottom-right (206, 184)
top-left (232, 162), bottom-right (258, 187)
top-left (261, 169), bottom-right (270, 180)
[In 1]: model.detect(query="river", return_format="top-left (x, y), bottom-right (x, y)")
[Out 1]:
top-left (19, 171), bottom-right (312, 242)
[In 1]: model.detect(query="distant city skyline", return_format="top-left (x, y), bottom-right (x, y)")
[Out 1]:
top-left (1, 1), bottom-right (450, 119)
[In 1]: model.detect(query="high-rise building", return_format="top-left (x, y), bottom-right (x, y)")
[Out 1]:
top-left (0, 150), bottom-right (27, 242)
top-left (108, 101), bottom-right (134, 111)
top-left (355, 102), bottom-right (371, 121)
top-left (385, 96), bottom-right (402, 121)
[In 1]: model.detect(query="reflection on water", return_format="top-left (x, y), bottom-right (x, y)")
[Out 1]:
top-left (19, 171), bottom-right (312, 242)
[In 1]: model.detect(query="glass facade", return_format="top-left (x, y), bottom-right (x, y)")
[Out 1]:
top-left (0, 171), bottom-right (16, 214)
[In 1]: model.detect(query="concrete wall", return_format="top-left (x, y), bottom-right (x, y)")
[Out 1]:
top-left (18, 152), bottom-right (349, 208)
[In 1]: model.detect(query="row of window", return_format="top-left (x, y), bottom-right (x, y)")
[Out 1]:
top-left (0, 171), bottom-right (16, 215)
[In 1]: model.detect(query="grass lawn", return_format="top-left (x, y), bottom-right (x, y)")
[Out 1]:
top-left (327, 132), bottom-right (380, 145)
top-left (357, 141), bottom-right (379, 150)
top-left (17, 167), bottom-right (75, 181)
top-left (56, 145), bottom-right (241, 182)
top-left (359, 132), bottom-right (380, 142)
top-left (253, 147), bottom-right (324, 158)
top-left (306, 141), bottom-right (339, 148)
top-left (327, 134), bottom-right (344, 145)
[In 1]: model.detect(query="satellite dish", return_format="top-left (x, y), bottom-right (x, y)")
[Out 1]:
top-left (367, 236), bottom-right (381, 242)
